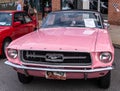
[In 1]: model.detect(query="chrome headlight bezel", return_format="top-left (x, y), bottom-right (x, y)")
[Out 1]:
top-left (99, 52), bottom-right (112, 63)
top-left (7, 49), bottom-right (18, 59)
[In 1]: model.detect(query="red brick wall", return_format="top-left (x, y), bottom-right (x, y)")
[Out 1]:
top-left (108, 0), bottom-right (120, 25)
top-left (52, 0), bottom-right (61, 11)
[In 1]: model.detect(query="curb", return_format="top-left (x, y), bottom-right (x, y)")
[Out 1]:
top-left (113, 44), bottom-right (120, 49)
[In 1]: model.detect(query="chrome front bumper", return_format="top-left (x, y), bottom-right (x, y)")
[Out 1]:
top-left (5, 61), bottom-right (114, 73)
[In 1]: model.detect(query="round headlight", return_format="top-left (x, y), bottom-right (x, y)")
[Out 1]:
top-left (99, 52), bottom-right (112, 63)
top-left (7, 49), bottom-right (18, 59)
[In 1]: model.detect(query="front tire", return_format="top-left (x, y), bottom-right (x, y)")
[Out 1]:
top-left (17, 72), bottom-right (33, 84)
top-left (98, 71), bottom-right (111, 89)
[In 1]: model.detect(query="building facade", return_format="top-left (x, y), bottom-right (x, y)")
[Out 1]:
top-left (0, 0), bottom-right (17, 10)
top-left (0, 0), bottom-right (120, 25)
top-left (108, 0), bottom-right (120, 25)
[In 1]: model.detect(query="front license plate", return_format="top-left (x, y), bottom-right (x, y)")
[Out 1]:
top-left (45, 71), bottom-right (66, 80)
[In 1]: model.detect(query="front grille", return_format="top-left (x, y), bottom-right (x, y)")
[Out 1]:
top-left (20, 50), bottom-right (92, 66)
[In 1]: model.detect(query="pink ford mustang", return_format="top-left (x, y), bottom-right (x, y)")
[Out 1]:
top-left (5, 10), bottom-right (114, 89)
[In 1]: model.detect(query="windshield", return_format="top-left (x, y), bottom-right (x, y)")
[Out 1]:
top-left (0, 13), bottom-right (12, 26)
top-left (41, 11), bottom-right (103, 28)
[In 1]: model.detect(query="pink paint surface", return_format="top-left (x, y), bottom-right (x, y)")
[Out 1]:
top-left (7, 27), bottom-right (114, 79)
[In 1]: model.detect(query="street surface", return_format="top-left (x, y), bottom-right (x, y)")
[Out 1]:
top-left (0, 48), bottom-right (119, 91)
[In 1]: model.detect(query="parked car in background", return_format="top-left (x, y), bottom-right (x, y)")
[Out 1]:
top-left (5, 10), bottom-right (114, 89)
top-left (0, 10), bottom-right (37, 57)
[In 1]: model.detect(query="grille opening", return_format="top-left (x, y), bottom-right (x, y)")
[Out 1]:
top-left (20, 50), bottom-right (92, 66)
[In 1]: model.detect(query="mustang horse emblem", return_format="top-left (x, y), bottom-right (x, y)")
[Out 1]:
top-left (45, 54), bottom-right (64, 62)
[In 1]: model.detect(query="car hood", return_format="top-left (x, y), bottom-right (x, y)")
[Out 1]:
top-left (8, 27), bottom-right (112, 52)
top-left (0, 26), bottom-right (10, 32)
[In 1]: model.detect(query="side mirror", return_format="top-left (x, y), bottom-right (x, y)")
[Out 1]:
top-left (13, 22), bottom-right (21, 27)
top-left (103, 20), bottom-right (110, 29)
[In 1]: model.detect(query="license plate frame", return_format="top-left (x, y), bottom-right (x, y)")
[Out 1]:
top-left (45, 71), bottom-right (66, 80)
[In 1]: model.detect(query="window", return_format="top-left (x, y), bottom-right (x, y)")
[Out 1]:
top-left (14, 13), bottom-right (25, 24)
top-left (23, 12), bottom-right (32, 23)
top-left (14, 12), bottom-right (32, 24)
top-left (0, 13), bottom-right (12, 26)
top-left (41, 11), bottom-right (103, 29)
top-left (62, 0), bottom-right (75, 10)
